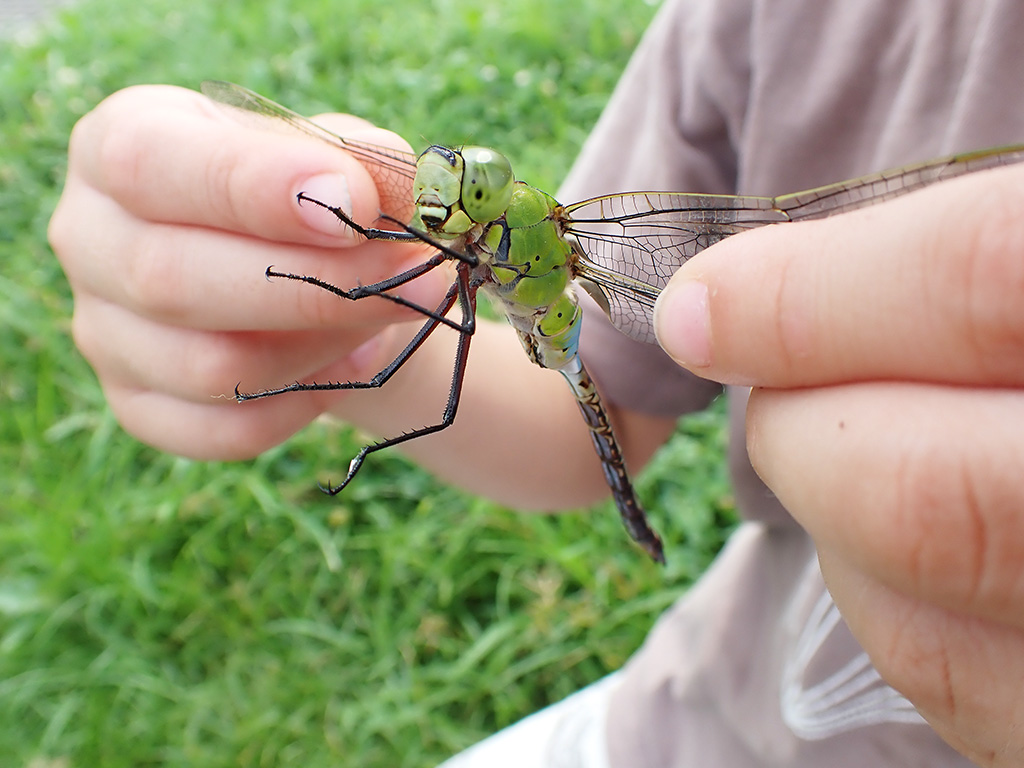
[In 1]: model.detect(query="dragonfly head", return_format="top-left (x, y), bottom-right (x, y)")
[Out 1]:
top-left (414, 145), bottom-right (514, 234)
top-left (414, 146), bottom-right (465, 231)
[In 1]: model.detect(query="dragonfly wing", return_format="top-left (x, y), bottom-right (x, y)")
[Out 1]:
top-left (200, 81), bottom-right (419, 222)
top-left (777, 144), bottom-right (1024, 220)
top-left (564, 145), bottom-right (1024, 344)
top-left (562, 192), bottom-right (787, 343)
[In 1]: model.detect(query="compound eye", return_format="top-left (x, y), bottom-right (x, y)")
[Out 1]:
top-left (460, 147), bottom-right (514, 223)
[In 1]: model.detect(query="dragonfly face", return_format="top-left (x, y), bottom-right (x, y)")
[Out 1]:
top-left (412, 147), bottom-right (466, 232)
top-left (412, 145), bottom-right (514, 236)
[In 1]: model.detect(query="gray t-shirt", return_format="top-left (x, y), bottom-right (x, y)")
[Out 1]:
top-left (561, 0), bottom-right (1024, 765)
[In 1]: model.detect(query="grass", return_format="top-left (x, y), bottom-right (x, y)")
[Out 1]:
top-left (0, 0), bottom-right (737, 765)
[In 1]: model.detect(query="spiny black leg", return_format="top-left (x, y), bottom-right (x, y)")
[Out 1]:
top-left (349, 282), bottom-right (477, 333)
top-left (264, 255), bottom-right (473, 334)
top-left (266, 249), bottom-right (447, 301)
top-left (322, 263), bottom-right (479, 494)
top-left (235, 276), bottom-right (463, 402)
top-left (297, 192), bottom-right (420, 242)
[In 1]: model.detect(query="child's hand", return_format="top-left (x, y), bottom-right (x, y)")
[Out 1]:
top-left (50, 84), bottom-right (445, 460)
top-left (656, 165), bottom-right (1024, 767)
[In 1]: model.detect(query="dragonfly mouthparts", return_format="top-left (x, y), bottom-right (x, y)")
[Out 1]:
top-left (419, 206), bottom-right (447, 223)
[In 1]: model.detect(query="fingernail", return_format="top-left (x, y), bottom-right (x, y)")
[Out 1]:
top-left (296, 173), bottom-right (353, 237)
top-left (654, 279), bottom-right (712, 368)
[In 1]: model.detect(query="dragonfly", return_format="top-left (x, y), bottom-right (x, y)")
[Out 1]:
top-left (202, 81), bottom-right (1024, 563)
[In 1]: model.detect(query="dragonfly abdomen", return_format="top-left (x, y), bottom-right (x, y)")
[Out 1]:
top-left (496, 289), bottom-right (665, 562)
top-left (560, 360), bottom-right (665, 563)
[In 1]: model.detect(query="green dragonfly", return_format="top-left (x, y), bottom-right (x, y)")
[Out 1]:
top-left (202, 81), bottom-right (1024, 563)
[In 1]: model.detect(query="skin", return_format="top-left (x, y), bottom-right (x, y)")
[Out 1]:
top-left (655, 167), bottom-right (1024, 768)
top-left (50, 84), bottom-right (1023, 766)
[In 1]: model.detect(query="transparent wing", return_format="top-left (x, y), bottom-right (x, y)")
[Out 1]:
top-left (562, 192), bottom-right (786, 344)
top-left (774, 144), bottom-right (1024, 219)
top-left (563, 144), bottom-right (1024, 344)
top-left (200, 80), bottom-right (419, 221)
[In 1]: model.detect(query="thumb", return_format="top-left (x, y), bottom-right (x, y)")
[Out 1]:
top-left (653, 164), bottom-right (1024, 388)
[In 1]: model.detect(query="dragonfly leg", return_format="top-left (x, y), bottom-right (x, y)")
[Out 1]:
top-left (322, 263), bottom-right (480, 494)
top-left (236, 272), bottom-right (465, 402)
top-left (264, 252), bottom-right (471, 334)
top-left (297, 192), bottom-right (421, 242)
top-left (345, 281), bottom-right (478, 333)
top-left (267, 249), bottom-right (443, 299)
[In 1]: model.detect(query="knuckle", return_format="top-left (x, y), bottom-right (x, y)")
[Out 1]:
top-left (94, 107), bottom-right (150, 204)
top-left (201, 144), bottom-right (246, 228)
top-left (888, 432), bottom-right (1014, 608)
top-left (889, 446), bottom-right (942, 590)
top-left (179, 332), bottom-right (249, 397)
top-left (869, 600), bottom-right (957, 720)
top-left (768, 223), bottom-right (825, 376)
top-left (122, 228), bottom-right (189, 321)
top-left (944, 177), bottom-right (1024, 377)
top-left (47, 195), bottom-right (73, 257)
top-left (69, 305), bottom-right (104, 371)
top-left (88, 87), bottom-right (177, 203)
top-left (772, 246), bottom-right (806, 375)
top-left (892, 444), bottom-right (979, 593)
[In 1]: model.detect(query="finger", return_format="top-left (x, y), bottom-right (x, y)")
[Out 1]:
top-left (54, 178), bottom-right (445, 331)
top-left (71, 294), bottom-right (391, 402)
top-left (815, 547), bottom-right (1024, 768)
top-left (655, 165), bottom-right (1024, 387)
top-left (106, 337), bottom-right (404, 461)
top-left (69, 84), bottom-right (410, 245)
top-left (103, 380), bottom-right (323, 460)
top-left (745, 383), bottom-right (1024, 627)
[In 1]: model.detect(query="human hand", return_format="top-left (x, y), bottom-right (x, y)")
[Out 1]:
top-left (50, 84), bottom-right (445, 460)
top-left (655, 165), bottom-right (1024, 767)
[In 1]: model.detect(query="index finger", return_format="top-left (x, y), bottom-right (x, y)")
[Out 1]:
top-left (70, 84), bottom-right (411, 246)
top-left (654, 165), bottom-right (1024, 388)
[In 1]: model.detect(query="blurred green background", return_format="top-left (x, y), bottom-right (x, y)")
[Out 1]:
top-left (0, 0), bottom-right (736, 765)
